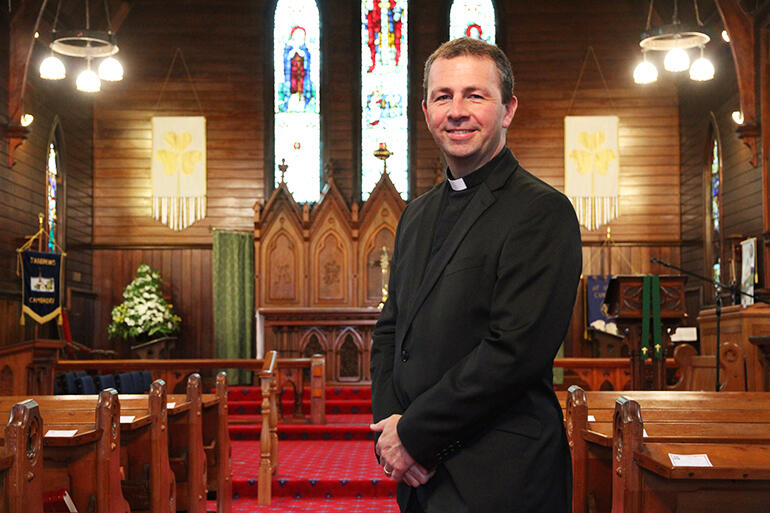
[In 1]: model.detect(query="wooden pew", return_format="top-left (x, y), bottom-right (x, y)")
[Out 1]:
top-left (1, 400), bottom-right (44, 513)
top-left (613, 397), bottom-right (770, 513)
top-left (565, 387), bottom-right (770, 513)
top-left (55, 356), bottom-right (327, 424)
top-left (202, 371), bottom-right (231, 513)
top-left (123, 374), bottom-right (206, 513)
top-left (668, 341), bottom-right (747, 391)
top-left (118, 380), bottom-right (176, 513)
top-left (0, 390), bottom-right (129, 513)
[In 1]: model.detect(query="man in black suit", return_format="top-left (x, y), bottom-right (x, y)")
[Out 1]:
top-left (370, 37), bottom-right (582, 512)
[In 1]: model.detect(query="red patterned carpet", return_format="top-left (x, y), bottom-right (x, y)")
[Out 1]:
top-left (224, 386), bottom-right (400, 512)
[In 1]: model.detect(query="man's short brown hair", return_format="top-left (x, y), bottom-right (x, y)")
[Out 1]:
top-left (423, 37), bottom-right (514, 105)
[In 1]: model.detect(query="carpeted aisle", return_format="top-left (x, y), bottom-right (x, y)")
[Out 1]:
top-left (219, 385), bottom-right (400, 512)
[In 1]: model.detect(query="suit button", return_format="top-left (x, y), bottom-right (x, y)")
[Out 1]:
top-left (401, 349), bottom-right (409, 362)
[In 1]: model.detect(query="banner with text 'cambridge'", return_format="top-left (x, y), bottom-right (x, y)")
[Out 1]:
top-left (20, 250), bottom-right (62, 324)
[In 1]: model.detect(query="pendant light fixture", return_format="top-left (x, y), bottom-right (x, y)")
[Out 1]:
top-left (633, 0), bottom-right (714, 84)
top-left (39, 0), bottom-right (124, 91)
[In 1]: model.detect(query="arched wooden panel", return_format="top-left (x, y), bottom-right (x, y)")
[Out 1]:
top-left (264, 224), bottom-right (303, 304)
top-left (335, 328), bottom-right (364, 382)
top-left (314, 231), bottom-right (347, 303)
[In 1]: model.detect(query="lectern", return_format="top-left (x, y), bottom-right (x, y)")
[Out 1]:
top-left (604, 275), bottom-right (687, 389)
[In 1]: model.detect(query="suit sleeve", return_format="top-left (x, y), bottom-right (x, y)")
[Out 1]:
top-left (370, 207), bottom-right (408, 424)
top-left (396, 191), bottom-right (582, 468)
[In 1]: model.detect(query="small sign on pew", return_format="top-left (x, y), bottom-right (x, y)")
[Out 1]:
top-left (669, 453), bottom-right (713, 467)
top-left (167, 402), bottom-right (175, 408)
top-left (120, 415), bottom-right (135, 423)
top-left (45, 429), bottom-right (77, 438)
top-left (587, 415), bottom-right (595, 422)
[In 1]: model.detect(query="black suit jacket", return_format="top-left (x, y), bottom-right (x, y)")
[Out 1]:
top-left (371, 149), bottom-right (582, 513)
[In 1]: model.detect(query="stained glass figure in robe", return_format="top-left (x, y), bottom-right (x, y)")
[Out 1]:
top-left (46, 142), bottom-right (58, 253)
top-left (274, 0), bottom-right (321, 203)
top-left (449, 0), bottom-right (496, 44)
top-left (361, 0), bottom-right (409, 200)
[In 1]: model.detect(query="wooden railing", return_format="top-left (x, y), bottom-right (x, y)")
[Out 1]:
top-left (554, 357), bottom-right (678, 391)
top-left (259, 351), bottom-right (277, 505)
top-left (55, 355), bottom-right (326, 424)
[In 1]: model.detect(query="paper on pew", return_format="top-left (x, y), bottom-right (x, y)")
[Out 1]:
top-left (587, 415), bottom-right (595, 422)
top-left (120, 415), bottom-right (136, 423)
top-left (669, 453), bottom-right (713, 467)
top-left (45, 429), bottom-right (77, 437)
top-left (167, 402), bottom-right (176, 408)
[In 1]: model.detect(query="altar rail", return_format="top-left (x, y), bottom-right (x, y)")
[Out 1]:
top-left (554, 357), bottom-right (678, 391)
top-left (55, 356), bottom-right (326, 424)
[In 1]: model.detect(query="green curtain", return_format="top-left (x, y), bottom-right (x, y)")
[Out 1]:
top-left (213, 231), bottom-right (254, 385)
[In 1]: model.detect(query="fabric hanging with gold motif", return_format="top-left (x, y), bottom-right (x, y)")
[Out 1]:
top-left (564, 115), bottom-right (619, 231)
top-left (151, 116), bottom-right (207, 230)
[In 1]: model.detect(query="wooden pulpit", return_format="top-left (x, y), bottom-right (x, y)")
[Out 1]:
top-left (0, 339), bottom-right (63, 395)
top-left (698, 304), bottom-right (770, 391)
top-left (604, 275), bottom-right (687, 389)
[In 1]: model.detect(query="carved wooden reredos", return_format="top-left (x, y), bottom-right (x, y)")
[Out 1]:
top-left (254, 172), bottom-right (406, 309)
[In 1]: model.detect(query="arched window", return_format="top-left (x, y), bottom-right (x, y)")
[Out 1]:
top-left (274, 0), bottom-right (321, 203)
top-left (704, 113), bottom-right (723, 300)
top-left (361, 0), bottom-right (409, 200)
top-left (46, 138), bottom-right (61, 253)
top-left (709, 136), bottom-right (722, 284)
top-left (449, 0), bottom-right (496, 44)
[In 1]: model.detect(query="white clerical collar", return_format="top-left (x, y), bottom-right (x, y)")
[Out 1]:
top-left (447, 176), bottom-right (467, 191)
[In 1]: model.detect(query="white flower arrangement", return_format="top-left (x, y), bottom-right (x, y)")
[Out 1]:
top-left (108, 264), bottom-right (181, 341)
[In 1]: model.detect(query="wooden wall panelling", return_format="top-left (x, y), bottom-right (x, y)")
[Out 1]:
top-left (91, 248), bottom-right (213, 357)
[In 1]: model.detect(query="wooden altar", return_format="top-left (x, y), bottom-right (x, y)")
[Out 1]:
top-left (253, 171), bottom-right (405, 383)
top-left (604, 275), bottom-right (687, 389)
top-left (698, 304), bottom-right (770, 391)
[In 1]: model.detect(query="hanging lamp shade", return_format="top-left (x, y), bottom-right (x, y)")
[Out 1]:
top-left (40, 54), bottom-right (66, 80)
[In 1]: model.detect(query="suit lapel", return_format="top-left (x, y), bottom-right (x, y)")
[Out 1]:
top-left (409, 184), bottom-right (444, 287)
top-left (400, 183), bottom-right (496, 344)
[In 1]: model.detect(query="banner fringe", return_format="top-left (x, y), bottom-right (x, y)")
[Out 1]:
top-left (569, 196), bottom-right (619, 231)
top-left (153, 195), bottom-right (206, 231)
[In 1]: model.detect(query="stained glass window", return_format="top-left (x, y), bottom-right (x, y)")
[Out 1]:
top-left (449, 0), bottom-right (496, 44)
top-left (710, 138), bottom-right (721, 283)
top-left (46, 142), bottom-right (58, 253)
top-left (361, 0), bottom-right (409, 200)
top-left (274, 0), bottom-right (321, 203)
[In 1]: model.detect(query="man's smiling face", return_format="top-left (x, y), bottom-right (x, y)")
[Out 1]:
top-left (422, 54), bottom-right (517, 178)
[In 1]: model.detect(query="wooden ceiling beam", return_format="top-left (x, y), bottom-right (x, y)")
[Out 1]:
top-left (6, 0), bottom-right (48, 167)
top-left (715, 0), bottom-right (759, 166)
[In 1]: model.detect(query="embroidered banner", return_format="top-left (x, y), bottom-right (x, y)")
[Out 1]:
top-left (152, 116), bottom-right (207, 231)
top-left (586, 275), bottom-right (617, 333)
top-left (20, 250), bottom-right (62, 324)
top-left (741, 237), bottom-right (756, 307)
top-left (565, 116), bottom-right (619, 231)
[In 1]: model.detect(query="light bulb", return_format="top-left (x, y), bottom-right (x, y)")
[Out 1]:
top-left (76, 68), bottom-right (101, 92)
top-left (663, 48), bottom-right (690, 72)
top-left (732, 111), bottom-right (744, 125)
top-left (98, 57), bottom-right (124, 81)
top-left (633, 60), bottom-right (658, 84)
top-left (690, 56), bottom-right (715, 81)
top-left (20, 114), bottom-right (34, 127)
top-left (40, 55), bottom-right (66, 80)
top-left (722, 30), bottom-right (730, 43)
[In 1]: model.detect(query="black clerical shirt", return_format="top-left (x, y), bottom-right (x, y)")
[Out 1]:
top-left (429, 149), bottom-right (507, 259)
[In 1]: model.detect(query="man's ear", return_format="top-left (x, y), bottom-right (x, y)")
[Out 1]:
top-left (502, 96), bottom-right (518, 129)
top-left (422, 100), bottom-right (429, 124)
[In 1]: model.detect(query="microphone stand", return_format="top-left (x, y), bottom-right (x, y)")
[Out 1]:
top-left (649, 257), bottom-right (769, 392)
